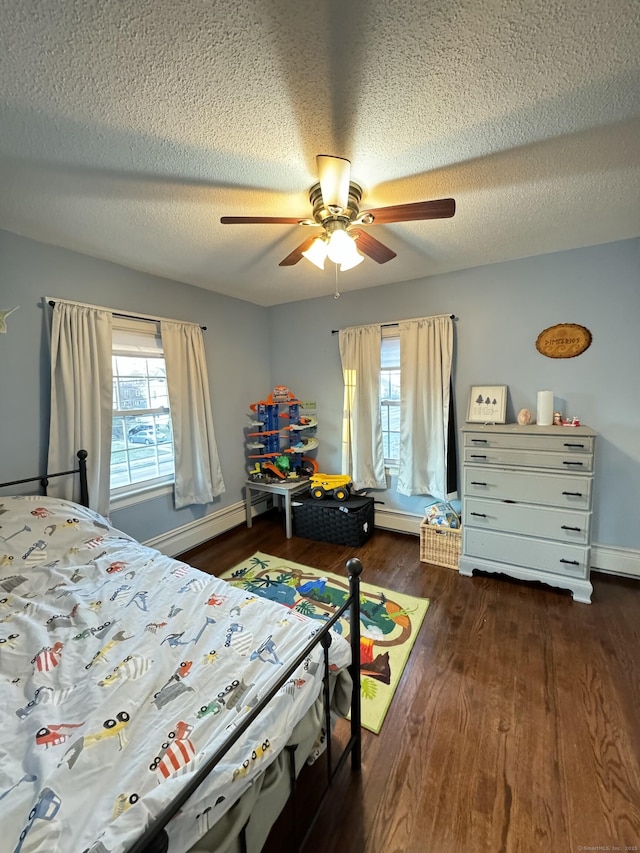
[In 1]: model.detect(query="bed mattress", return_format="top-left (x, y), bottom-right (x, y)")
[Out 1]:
top-left (0, 496), bottom-right (351, 853)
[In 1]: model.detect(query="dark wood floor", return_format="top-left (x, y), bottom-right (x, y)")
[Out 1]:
top-left (181, 510), bottom-right (640, 853)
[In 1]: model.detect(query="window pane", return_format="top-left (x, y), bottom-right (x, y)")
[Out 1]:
top-left (381, 336), bottom-right (400, 369)
top-left (110, 450), bottom-right (129, 490)
top-left (380, 335), bottom-right (401, 464)
top-left (389, 370), bottom-right (401, 400)
top-left (116, 377), bottom-right (149, 410)
top-left (380, 369), bottom-right (400, 400)
top-left (380, 373), bottom-right (390, 399)
top-left (110, 337), bottom-right (174, 492)
top-left (114, 355), bottom-right (148, 375)
top-left (149, 377), bottom-right (169, 408)
top-left (129, 446), bottom-right (160, 482)
top-left (146, 358), bottom-right (166, 378)
top-left (388, 405), bottom-right (400, 430)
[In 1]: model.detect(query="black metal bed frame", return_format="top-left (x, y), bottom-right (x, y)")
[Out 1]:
top-left (0, 451), bottom-right (362, 853)
top-left (0, 449), bottom-right (89, 508)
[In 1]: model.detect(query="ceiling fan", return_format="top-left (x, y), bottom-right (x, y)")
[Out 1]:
top-left (220, 155), bottom-right (456, 271)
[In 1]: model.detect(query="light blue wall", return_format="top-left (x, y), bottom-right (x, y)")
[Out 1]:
top-left (1, 230), bottom-right (638, 550)
top-left (0, 230), bottom-right (271, 540)
top-left (267, 239), bottom-right (640, 550)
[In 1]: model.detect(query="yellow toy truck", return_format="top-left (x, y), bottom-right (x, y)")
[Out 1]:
top-left (309, 474), bottom-right (352, 502)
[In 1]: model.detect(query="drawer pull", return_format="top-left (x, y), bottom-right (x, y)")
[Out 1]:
top-left (470, 481), bottom-right (487, 486)
top-left (561, 491), bottom-right (583, 497)
top-left (562, 461), bottom-right (584, 467)
top-left (470, 512), bottom-right (487, 517)
top-left (471, 438), bottom-right (488, 444)
top-left (559, 558), bottom-right (580, 566)
top-left (502, 499), bottom-right (516, 504)
top-left (561, 525), bottom-right (582, 532)
top-left (470, 454), bottom-right (487, 459)
top-left (563, 442), bottom-right (585, 449)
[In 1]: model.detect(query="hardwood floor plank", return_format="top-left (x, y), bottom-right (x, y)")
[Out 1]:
top-left (180, 513), bottom-right (640, 853)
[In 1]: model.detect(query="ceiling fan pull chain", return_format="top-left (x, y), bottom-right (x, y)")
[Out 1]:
top-left (334, 264), bottom-right (341, 299)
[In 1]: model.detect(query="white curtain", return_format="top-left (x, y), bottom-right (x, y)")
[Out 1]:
top-left (339, 324), bottom-right (386, 490)
top-left (48, 303), bottom-right (113, 515)
top-left (161, 321), bottom-right (225, 508)
top-left (397, 315), bottom-right (453, 499)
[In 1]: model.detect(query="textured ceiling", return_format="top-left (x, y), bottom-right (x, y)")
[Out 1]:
top-left (0, 0), bottom-right (638, 306)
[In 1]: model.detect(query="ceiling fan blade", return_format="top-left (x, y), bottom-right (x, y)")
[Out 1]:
top-left (278, 236), bottom-right (317, 267)
top-left (351, 229), bottom-right (397, 264)
top-left (316, 155), bottom-right (351, 210)
top-left (361, 198), bottom-right (456, 224)
top-left (220, 216), bottom-right (303, 225)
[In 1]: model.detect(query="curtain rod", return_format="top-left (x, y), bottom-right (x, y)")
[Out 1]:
top-left (331, 314), bottom-right (456, 334)
top-left (46, 297), bottom-right (207, 331)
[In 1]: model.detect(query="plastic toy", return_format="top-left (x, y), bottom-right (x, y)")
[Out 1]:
top-left (245, 386), bottom-right (319, 481)
top-left (309, 474), bottom-right (353, 502)
top-left (424, 501), bottom-right (460, 529)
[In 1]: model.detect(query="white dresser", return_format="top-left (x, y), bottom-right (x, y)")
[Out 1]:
top-left (458, 424), bottom-right (596, 603)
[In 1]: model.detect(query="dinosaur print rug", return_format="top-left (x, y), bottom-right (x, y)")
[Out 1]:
top-left (221, 552), bottom-right (430, 733)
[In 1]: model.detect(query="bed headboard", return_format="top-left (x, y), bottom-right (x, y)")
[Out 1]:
top-left (0, 449), bottom-right (89, 507)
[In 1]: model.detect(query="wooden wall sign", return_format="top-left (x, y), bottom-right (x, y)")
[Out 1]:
top-left (536, 323), bottom-right (592, 359)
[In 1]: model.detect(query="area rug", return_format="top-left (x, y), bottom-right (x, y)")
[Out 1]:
top-left (220, 552), bottom-right (430, 734)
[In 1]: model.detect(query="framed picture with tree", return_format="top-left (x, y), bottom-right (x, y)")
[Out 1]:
top-left (466, 385), bottom-right (508, 423)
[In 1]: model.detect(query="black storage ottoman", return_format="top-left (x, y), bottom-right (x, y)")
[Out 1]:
top-left (292, 495), bottom-right (375, 546)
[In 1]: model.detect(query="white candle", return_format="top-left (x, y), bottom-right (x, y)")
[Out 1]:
top-left (537, 390), bottom-right (554, 426)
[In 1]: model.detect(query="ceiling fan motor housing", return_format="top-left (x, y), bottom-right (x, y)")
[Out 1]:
top-left (309, 181), bottom-right (363, 227)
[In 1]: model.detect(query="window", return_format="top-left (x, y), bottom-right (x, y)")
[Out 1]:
top-left (380, 332), bottom-right (400, 467)
top-left (110, 319), bottom-right (174, 497)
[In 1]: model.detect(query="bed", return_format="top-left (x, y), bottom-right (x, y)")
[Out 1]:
top-left (0, 454), bottom-right (362, 853)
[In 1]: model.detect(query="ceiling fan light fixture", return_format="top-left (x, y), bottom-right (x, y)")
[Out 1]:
top-left (339, 248), bottom-right (365, 271)
top-left (301, 237), bottom-right (328, 270)
top-left (326, 227), bottom-right (355, 264)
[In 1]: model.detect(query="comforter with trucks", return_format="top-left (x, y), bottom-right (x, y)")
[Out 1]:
top-left (0, 496), bottom-right (351, 853)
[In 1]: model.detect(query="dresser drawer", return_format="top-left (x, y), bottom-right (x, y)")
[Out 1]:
top-left (463, 497), bottom-right (590, 544)
top-left (463, 445), bottom-right (593, 473)
top-left (464, 431), bottom-right (594, 455)
top-left (464, 466), bottom-right (592, 510)
top-left (463, 528), bottom-right (589, 578)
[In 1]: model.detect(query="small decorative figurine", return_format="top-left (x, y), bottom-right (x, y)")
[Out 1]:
top-left (553, 411), bottom-right (563, 425)
top-left (517, 408), bottom-right (532, 425)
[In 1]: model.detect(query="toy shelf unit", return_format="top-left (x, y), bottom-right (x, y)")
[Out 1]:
top-left (246, 385), bottom-right (319, 483)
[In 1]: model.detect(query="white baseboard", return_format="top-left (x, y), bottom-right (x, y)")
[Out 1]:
top-left (143, 496), bottom-right (269, 557)
top-left (145, 501), bottom-right (423, 555)
top-left (144, 499), bottom-right (640, 582)
top-left (373, 508), bottom-right (422, 536)
top-left (591, 543), bottom-right (640, 579)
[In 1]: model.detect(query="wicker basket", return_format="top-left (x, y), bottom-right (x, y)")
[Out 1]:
top-left (419, 518), bottom-right (462, 570)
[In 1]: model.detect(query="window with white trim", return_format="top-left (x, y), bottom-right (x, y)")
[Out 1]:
top-left (110, 319), bottom-right (175, 496)
top-left (380, 331), bottom-right (400, 467)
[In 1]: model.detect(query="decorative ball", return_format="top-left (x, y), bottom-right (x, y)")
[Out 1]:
top-left (517, 408), bottom-right (532, 425)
